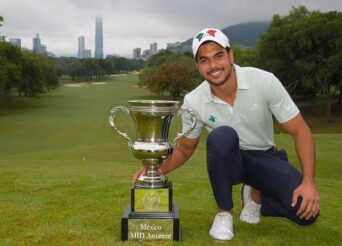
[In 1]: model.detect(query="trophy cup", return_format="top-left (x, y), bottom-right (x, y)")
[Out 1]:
top-left (109, 100), bottom-right (197, 241)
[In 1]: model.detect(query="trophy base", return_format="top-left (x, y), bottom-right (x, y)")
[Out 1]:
top-left (121, 204), bottom-right (181, 241)
top-left (135, 174), bottom-right (168, 188)
top-left (121, 182), bottom-right (181, 241)
top-left (132, 182), bottom-right (172, 212)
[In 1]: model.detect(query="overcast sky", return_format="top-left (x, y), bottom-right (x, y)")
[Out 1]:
top-left (1, 0), bottom-right (341, 57)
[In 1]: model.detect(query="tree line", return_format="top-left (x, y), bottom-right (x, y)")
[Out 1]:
top-left (0, 40), bottom-right (58, 103)
top-left (51, 56), bottom-right (144, 81)
top-left (1, 16), bottom-right (58, 103)
top-left (140, 6), bottom-right (342, 121)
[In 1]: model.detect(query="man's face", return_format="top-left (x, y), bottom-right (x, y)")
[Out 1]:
top-left (196, 42), bottom-right (234, 87)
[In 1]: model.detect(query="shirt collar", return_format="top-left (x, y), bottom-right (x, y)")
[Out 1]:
top-left (203, 64), bottom-right (250, 103)
top-left (235, 64), bottom-right (250, 90)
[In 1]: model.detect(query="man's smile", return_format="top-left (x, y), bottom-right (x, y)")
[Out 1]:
top-left (208, 68), bottom-right (224, 77)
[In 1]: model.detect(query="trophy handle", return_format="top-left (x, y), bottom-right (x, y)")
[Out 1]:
top-left (172, 107), bottom-right (197, 145)
top-left (109, 106), bottom-right (133, 145)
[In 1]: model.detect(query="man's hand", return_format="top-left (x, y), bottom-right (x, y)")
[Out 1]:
top-left (292, 182), bottom-right (320, 220)
top-left (132, 166), bottom-right (148, 182)
top-left (131, 137), bottom-right (200, 183)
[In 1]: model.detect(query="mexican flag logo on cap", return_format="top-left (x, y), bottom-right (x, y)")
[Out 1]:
top-left (196, 29), bottom-right (217, 42)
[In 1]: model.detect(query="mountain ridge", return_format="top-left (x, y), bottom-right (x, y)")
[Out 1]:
top-left (167, 20), bottom-right (271, 53)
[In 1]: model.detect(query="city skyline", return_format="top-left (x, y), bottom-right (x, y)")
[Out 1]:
top-left (1, 0), bottom-right (341, 58)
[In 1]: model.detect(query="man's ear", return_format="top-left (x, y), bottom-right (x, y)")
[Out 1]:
top-left (229, 49), bottom-right (234, 64)
top-left (195, 58), bottom-right (201, 70)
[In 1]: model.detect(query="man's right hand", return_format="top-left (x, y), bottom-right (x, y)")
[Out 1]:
top-left (132, 166), bottom-right (148, 182)
top-left (132, 137), bottom-right (200, 183)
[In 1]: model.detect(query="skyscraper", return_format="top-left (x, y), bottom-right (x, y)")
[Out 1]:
top-left (33, 33), bottom-right (41, 53)
top-left (78, 36), bottom-right (85, 52)
top-left (78, 36), bottom-right (85, 58)
top-left (32, 33), bottom-right (47, 54)
top-left (95, 16), bottom-right (103, 59)
top-left (77, 36), bottom-right (91, 59)
top-left (150, 42), bottom-right (158, 56)
top-left (132, 47), bottom-right (141, 59)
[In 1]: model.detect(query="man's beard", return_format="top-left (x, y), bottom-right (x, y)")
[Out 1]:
top-left (207, 64), bottom-right (234, 87)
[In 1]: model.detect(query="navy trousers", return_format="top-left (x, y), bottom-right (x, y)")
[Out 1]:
top-left (206, 126), bottom-right (318, 225)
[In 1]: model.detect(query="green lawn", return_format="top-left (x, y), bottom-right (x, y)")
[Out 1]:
top-left (0, 74), bottom-right (341, 245)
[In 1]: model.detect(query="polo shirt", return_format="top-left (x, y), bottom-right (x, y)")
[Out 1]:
top-left (181, 64), bottom-right (299, 150)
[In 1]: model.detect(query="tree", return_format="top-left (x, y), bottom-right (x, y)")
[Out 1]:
top-left (18, 51), bottom-right (45, 97)
top-left (0, 41), bottom-right (59, 102)
top-left (0, 16), bottom-right (5, 41)
top-left (0, 41), bottom-right (23, 102)
top-left (256, 6), bottom-right (342, 121)
top-left (232, 44), bottom-right (258, 67)
top-left (39, 57), bottom-right (59, 90)
top-left (143, 62), bottom-right (197, 100)
top-left (50, 57), bottom-right (79, 77)
top-left (79, 58), bottom-right (104, 80)
top-left (105, 56), bottom-right (144, 74)
top-left (139, 51), bottom-right (199, 99)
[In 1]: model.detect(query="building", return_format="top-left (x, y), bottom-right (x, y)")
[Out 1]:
top-left (77, 36), bottom-right (92, 59)
top-left (9, 38), bottom-right (21, 47)
top-left (132, 47), bottom-right (141, 59)
top-left (83, 49), bottom-right (91, 58)
top-left (133, 42), bottom-right (158, 60)
top-left (142, 49), bottom-right (151, 60)
top-left (78, 36), bottom-right (85, 52)
top-left (32, 33), bottom-right (47, 54)
top-left (95, 16), bottom-right (103, 59)
top-left (150, 42), bottom-right (158, 56)
top-left (33, 34), bottom-right (41, 53)
top-left (40, 44), bottom-right (47, 54)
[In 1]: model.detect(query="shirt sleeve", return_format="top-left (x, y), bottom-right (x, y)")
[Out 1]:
top-left (181, 95), bottom-right (203, 139)
top-left (267, 74), bottom-right (300, 123)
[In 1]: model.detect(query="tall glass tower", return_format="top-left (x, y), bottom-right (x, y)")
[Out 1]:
top-left (33, 33), bottom-right (41, 53)
top-left (95, 16), bottom-right (103, 59)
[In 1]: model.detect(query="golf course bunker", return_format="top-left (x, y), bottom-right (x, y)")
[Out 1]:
top-left (91, 82), bottom-right (107, 85)
top-left (64, 82), bottom-right (107, 88)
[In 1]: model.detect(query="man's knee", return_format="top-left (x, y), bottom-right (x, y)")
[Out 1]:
top-left (294, 214), bottom-right (319, 226)
top-left (207, 126), bottom-right (239, 151)
top-left (289, 198), bottom-right (320, 226)
top-left (261, 195), bottom-right (319, 226)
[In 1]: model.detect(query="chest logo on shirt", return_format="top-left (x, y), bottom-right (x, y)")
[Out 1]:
top-left (209, 115), bottom-right (217, 123)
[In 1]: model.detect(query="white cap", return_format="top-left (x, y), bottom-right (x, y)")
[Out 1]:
top-left (192, 28), bottom-right (230, 57)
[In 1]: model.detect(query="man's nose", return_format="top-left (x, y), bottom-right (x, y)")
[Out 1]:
top-left (208, 58), bottom-right (219, 69)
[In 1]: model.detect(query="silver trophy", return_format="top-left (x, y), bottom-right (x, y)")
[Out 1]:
top-left (109, 100), bottom-right (197, 188)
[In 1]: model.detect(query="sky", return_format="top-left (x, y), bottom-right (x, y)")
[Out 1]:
top-left (1, 0), bottom-right (341, 58)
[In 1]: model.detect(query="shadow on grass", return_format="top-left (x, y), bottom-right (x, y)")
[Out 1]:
top-left (0, 95), bottom-right (54, 115)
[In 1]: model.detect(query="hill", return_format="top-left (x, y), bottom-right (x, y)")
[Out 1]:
top-left (167, 21), bottom-right (270, 53)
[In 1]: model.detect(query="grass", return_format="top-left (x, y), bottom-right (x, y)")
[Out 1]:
top-left (0, 74), bottom-right (341, 245)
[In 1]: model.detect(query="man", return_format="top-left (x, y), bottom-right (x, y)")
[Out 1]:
top-left (134, 28), bottom-right (320, 240)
